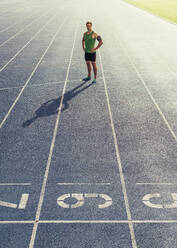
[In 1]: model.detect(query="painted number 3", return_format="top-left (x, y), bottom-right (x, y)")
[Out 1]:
top-left (57, 193), bottom-right (112, 209)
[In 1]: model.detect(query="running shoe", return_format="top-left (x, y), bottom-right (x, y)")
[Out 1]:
top-left (83, 76), bottom-right (91, 81)
top-left (92, 78), bottom-right (96, 84)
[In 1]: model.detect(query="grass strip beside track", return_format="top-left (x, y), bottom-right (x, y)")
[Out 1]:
top-left (124, 0), bottom-right (177, 25)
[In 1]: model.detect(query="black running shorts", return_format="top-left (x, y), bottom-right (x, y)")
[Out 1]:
top-left (85, 52), bottom-right (96, 62)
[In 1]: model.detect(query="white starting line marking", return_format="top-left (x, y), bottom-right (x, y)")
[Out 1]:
top-left (37, 220), bottom-right (177, 224)
top-left (137, 183), bottom-right (177, 185)
top-left (2, 219), bottom-right (177, 224)
top-left (57, 183), bottom-right (111, 185)
top-left (0, 183), bottom-right (31, 186)
top-left (0, 194), bottom-right (29, 209)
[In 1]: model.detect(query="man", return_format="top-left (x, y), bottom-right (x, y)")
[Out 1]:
top-left (82, 21), bottom-right (103, 84)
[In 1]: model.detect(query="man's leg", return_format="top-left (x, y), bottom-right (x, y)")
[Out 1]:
top-left (83, 61), bottom-right (91, 81)
top-left (86, 61), bottom-right (91, 77)
top-left (91, 61), bottom-right (97, 83)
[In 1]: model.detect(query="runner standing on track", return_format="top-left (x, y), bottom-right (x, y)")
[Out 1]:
top-left (82, 21), bottom-right (103, 84)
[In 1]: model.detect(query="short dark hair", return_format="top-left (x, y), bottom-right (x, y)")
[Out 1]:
top-left (86, 21), bottom-right (92, 25)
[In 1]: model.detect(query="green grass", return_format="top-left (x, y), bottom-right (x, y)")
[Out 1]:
top-left (124, 0), bottom-right (177, 25)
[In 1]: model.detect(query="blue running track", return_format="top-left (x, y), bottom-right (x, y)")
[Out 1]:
top-left (1, 0), bottom-right (177, 247)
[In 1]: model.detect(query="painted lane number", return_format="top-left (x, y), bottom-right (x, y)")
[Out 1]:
top-left (57, 193), bottom-right (112, 209)
top-left (0, 194), bottom-right (29, 209)
top-left (143, 193), bottom-right (177, 209)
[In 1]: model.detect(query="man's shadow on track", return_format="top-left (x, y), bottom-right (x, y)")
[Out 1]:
top-left (22, 80), bottom-right (93, 128)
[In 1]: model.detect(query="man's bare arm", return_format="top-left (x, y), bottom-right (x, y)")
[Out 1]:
top-left (90, 33), bottom-right (103, 52)
top-left (95, 33), bottom-right (103, 49)
top-left (82, 33), bottom-right (86, 51)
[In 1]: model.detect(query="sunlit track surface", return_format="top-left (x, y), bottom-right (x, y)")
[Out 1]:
top-left (0, 0), bottom-right (177, 247)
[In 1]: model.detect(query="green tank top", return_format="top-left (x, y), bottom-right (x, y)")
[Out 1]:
top-left (84, 31), bottom-right (96, 53)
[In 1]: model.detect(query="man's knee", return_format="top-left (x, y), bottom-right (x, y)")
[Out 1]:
top-left (91, 61), bottom-right (97, 67)
top-left (86, 61), bottom-right (91, 65)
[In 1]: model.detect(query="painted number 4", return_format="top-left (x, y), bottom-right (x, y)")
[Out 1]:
top-left (0, 194), bottom-right (29, 209)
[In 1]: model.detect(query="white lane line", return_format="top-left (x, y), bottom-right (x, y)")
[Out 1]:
top-left (29, 12), bottom-right (80, 248)
top-left (136, 183), bottom-right (177, 185)
top-left (0, 12), bottom-right (36, 34)
top-left (0, 9), bottom-right (69, 129)
top-left (0, 183), bottom-right (31, 186)
top-left (0, 9), bottom-right (50, 49)
top-left (114, 29), bottom-right (177, 143)
top-left (98, 51), bottom-right (137, 248)
top-left (0, 221), bottom-right (35, 224)
top-left (57, 183), bottom-right (111, 185)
